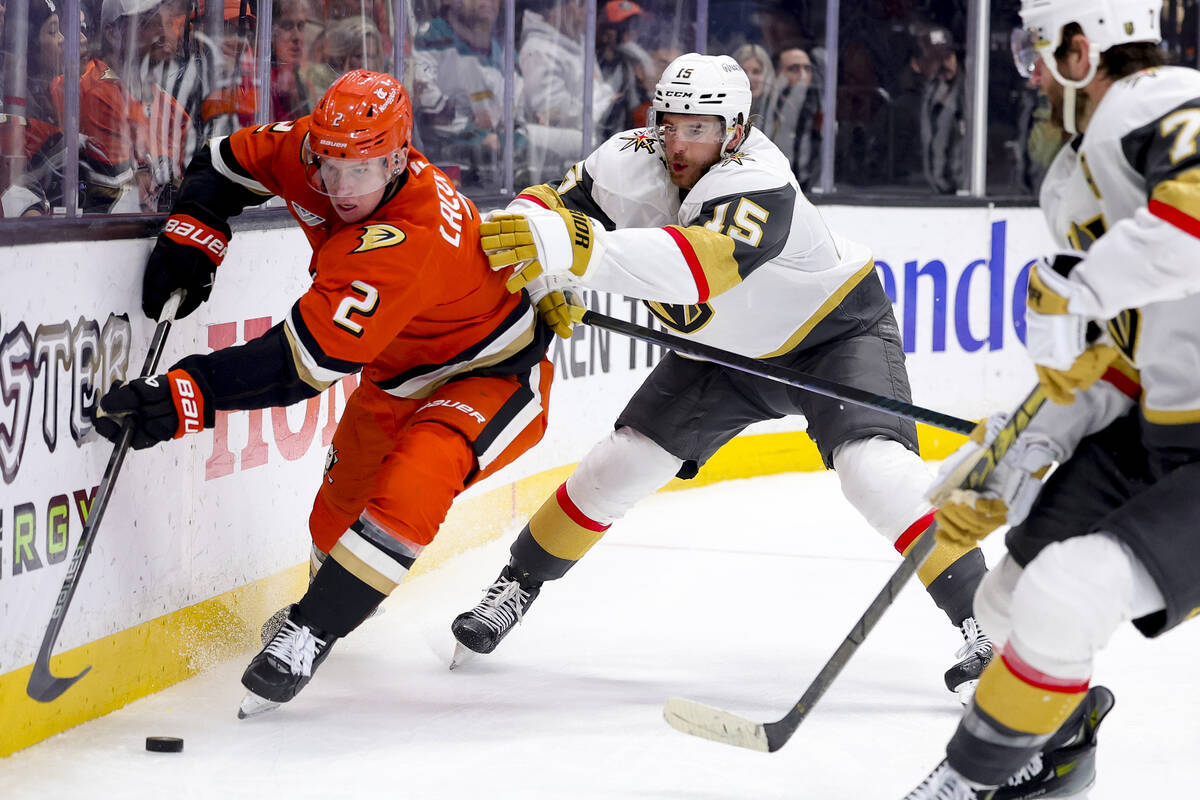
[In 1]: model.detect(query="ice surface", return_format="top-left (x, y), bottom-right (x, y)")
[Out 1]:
top-left (2, 472), bottom-right (1194, 799)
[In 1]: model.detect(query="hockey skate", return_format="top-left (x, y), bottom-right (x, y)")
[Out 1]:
top-left (944, 617), bottom-right (994, 701)
top-left (449, 561), bottom-right (541, 669)
top-left (990, 685), bottom-right (1114, 799)
top-left (903, 685), bottom-right (1115, 800)
top-left (238, 604), bottom-right (337, 719)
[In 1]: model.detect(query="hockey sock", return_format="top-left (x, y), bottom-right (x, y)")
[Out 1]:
top-left (299, 539), bottom-right (391, 638)
top-left (510, 483), bottom-right (612, 583)
top-left (946, 643), bottom-right (1088, 786)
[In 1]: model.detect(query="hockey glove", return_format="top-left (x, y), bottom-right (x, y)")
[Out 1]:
top-left (142, 209), bottom-right (231, 321)
top-left (480, 207), bottom-right (599, 294)
top-left (1025, 253), bottom-right (1117, 405)
top-left (526, 274), bottom-right (585, 339)
top-left (93, 369), bottom-right (214, 450)
top-left (927, 413), bottom-right (1060, 547)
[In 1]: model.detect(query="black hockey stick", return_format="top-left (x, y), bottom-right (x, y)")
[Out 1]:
top-left (661, 386), bottom-right (1048, 752)
top-left (579, 310), bottom-right (974, 436)
top-left (27, 292), bottom-right (183, 703)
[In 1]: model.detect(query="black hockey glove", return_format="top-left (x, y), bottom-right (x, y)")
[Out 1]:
top-left (93, 369), bottom-right (214, 449)
top-left (142, 209), bottom-right (231, 321)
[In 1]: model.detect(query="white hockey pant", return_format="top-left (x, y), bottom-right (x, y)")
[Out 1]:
top-left (832, 436), bottom-right (935, 545)
top-left (975, 533), bottom-right (1166, 680)
top-left (564, 426), bottom-right (685, 523)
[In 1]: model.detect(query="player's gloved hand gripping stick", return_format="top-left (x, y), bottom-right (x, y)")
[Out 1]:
top-left (26, 291), bottom-right (184, 703)
top-left (660, 386), bottom-right (1048, 752)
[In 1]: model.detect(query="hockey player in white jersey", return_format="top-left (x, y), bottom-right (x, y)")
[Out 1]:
top-left (449, 52), bottom-right (993, 695)
top-left (904, 1), bottom-right (1200, 797)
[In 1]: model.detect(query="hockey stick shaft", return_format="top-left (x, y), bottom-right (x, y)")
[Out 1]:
top-left (26, 292), bottom-right (183, 703)
top-left (663, 386), bottom-right (1048, 752)
top-left (580, 310), bottom-right (974, 436)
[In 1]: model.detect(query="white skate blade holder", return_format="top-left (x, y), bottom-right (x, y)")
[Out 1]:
top-left (449, 642), bottom-right (478, 671)
top-left (237, 691), bottom-right (282, 720)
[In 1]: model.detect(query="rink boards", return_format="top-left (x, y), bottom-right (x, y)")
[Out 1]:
top-left (0, 204), bottom-right (1053, 755)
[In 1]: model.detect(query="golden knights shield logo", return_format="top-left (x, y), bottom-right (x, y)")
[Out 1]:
top-left (645, 301), bottom-right (714, 334)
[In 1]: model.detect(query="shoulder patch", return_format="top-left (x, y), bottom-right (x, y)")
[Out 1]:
top-left (292, 201), bottom-right (326, 227)
top-left (352, 224), bottom-right (407, 253)
top-left (618, 129), bottom-right (659, 155)
top-left (720, 151), bottom-right (753, 166)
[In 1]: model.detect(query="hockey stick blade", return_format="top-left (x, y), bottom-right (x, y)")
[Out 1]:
top-left (663, 387), bottom-right (1048, 751)
top-left (26, 292), bottom-right (182, 703)
top-left (663, 697), bottom-right (772, 752)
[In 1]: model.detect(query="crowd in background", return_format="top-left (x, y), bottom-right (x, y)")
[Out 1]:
top-left (2, 0), bottom-right (1200, 218)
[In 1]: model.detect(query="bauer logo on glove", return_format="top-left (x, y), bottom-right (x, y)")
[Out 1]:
top-left (93, 369), bottom-right (213, 450)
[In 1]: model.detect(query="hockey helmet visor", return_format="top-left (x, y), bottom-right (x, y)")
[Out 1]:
top-left (656, 116), bottom-right (726, 144)
top-left (302, 137), bottom-right (395, 198)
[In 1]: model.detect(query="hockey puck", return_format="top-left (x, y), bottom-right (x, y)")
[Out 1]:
top-left (145, 736), bottom-right (184, 753)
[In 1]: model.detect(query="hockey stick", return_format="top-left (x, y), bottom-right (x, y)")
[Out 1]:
top-left (580, 310), bottom-right (974, 436)
top-left (662, 386), bottom-right (1048, 752)
top-left (27, 292), bottom-right (183, 703)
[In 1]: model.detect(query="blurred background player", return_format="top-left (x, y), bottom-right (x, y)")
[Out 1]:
top-left (904, 0), bottom-right (1200, 796)
top-left (92, 70), bottom-right (554, 718)
top-left (449, 53), bottom-right (994, 698)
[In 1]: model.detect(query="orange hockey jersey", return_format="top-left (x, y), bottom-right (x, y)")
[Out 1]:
top-left (207, 119), bottom-right (543, 400)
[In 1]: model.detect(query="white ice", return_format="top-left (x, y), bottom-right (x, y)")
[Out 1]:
top-left (2, 471), bottom-right (1195, 799)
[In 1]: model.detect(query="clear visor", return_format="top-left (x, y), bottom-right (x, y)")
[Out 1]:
top-left (302, 137), bottom-right (393, 198)
top-left (656, 118), bottom-right (726, 144)
top-left (1010, 27), bottom-right (1042, 79)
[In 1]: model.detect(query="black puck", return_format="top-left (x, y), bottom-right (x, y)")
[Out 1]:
top-left (145, 736), bottom-right (184, 753)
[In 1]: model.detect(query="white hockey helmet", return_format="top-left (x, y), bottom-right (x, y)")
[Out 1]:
top-left (649, 53), bottom-right (753, 153)
top-left (1015, 0), bottom-right (1162, 88)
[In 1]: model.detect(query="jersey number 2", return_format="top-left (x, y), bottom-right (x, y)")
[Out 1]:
top-left (333, 281), bottom-right (379, 337)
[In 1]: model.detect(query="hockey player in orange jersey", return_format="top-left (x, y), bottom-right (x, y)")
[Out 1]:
top-left (93, 70), bottom-right (555, 717)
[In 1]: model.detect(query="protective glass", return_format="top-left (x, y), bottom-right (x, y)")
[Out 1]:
top-left (1011, 27), bottom-right (1042, 79)
top-left (302, 137), bottom-right (392, 198)
top-left (656, 118), bottom-right (725, 144)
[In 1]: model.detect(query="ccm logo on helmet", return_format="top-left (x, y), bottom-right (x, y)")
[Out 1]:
top-left (164, 217), bottom-right (228, 261)
top-left (664, 90), bottom-right (693, 97)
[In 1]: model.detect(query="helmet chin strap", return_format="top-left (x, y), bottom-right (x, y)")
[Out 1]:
top-left (1040, 47), bottom-right (1100, 136)
top-left (1063, 84), bottom-right (1079, 135)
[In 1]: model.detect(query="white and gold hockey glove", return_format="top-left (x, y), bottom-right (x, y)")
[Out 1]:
top-left (1025, 253), bottom-right (1118, 405)
top-left (928, 413), bottom-right (1060, 547)
top-left (479, 207), bottom-right (601, 294)
top-left (525, 273), bottom-right (585, 339)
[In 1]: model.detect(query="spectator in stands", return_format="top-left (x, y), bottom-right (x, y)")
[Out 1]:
top-left (0, 0), bottom-right (70, 216)
top-left (764, 43), bottom-right (821, 190)
top-left (732, 42), bottom-right (773, 124)
top-left (626, 37), bottom-right (684, 128)
top-left (414, 0), bottom-right (518, 188)
top-left (61, 0), bottom-right (193, 212)
top-left (596, 0), bottom-right (649, 137)
top-left (305, 14), bottom-right (385, 97)
top-left (196, 0), bottom-right (258, 138)
top-left (272, 0), bottom-right (319, 118)
top-left (912, 22), bottom-right (964, 194)
top-left (518, 0), bottom-right (616, 180)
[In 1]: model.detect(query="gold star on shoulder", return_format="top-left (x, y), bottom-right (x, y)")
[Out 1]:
top-left (721, 151), bottom-right (753, 166)
top-left (618, 130), bottom-right (658, 155)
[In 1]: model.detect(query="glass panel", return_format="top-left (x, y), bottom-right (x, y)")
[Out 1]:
top-left (0, 0), bottom-right (88, 217)
top-left (302, 0), bottom-right (395, 104)
top-left (1163, 0), bottom-right (1200, 68)
top-left (987, 0), bottom-right (1051, 197)
top-left (711, 1), bottom-right (826, 193)
top-left (409, 0), bottom-right (513, 193)
top-left (834, 2), bottom-right (966, 196)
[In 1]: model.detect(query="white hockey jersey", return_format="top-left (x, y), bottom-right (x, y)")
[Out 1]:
top-left (507, 127), bottom-right (885, 360)
top-left (1039, 66), bottom-right (1200, 456)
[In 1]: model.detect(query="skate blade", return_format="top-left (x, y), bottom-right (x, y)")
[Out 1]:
top-left (237, 691), bottom-right (282, 719)
top-left (449, 642), bottom-right (478, 671)
top-left (953, 679), bottom-right (979, 705)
